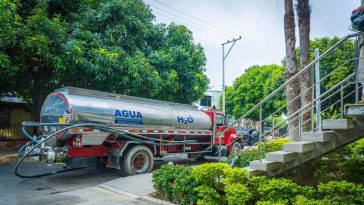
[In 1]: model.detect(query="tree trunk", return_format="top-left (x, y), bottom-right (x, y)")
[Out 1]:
top-left (297, 0), bottom-right (312, 132)
top-left (284, 0), bottom-right (300, 140)
top-left (31, 69), bottom-right (47, 123)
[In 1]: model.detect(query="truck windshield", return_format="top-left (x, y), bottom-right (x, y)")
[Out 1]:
top-left (216, 114), bottom-right (225, 126)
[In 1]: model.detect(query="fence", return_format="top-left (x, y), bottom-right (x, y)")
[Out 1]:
top-left (0, 123), bottom-right (30, 141)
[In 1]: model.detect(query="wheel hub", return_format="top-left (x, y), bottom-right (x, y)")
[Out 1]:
top-left (133, 154), bottom-right (145, 170)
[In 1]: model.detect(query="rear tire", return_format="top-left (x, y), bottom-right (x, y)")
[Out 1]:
top-left (121, 145), bottom-right (154, 176)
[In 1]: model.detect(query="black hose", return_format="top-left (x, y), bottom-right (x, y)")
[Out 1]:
top-left (16, 123), bottom-right (211, 178)
top-left (15, 123), bottom-right (91, 178)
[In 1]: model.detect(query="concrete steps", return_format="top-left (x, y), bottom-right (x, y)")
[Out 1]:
top-left (283, 141), bottom-right (315, 153)
top-left (246, 113), bottom-right (364, 177)
top-left (301, 131), bottom-right (335, 142)
top-left (323, 119), bottom-right (353, 130)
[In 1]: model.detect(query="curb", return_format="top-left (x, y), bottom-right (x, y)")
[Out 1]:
top-left (98, 184), bottom-right (175, 205)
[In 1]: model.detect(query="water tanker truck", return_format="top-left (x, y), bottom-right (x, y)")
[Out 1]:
top-left (16, 87), bottom-right (242, 177)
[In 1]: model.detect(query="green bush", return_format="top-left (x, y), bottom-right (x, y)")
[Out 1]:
top-left (247, 176), bottom-right (269, 199)
top-left (256, 200), bottom-right (287, 205)
top-left (317, 180), bottom-right (364, 204)
top-left (193, 162), bottom-right (230, 190)
top-left (194, 184), bottom-right (224, 205)
top-left (225, 183), bottom-right (252, 205)
top-left (153, 165), bottom-right (195, 201)
top-left (257, 178), bottom-right (314, 203)
top-left (172, 166), bottom-right (198, 205)
top-left (293, 195), bottom-right (338, 205)
top-left (228, 138), bottom-right (291, 167)
top-left (338, 156), bottom-right (364, 184)
top-left (223, 167), bottom-right (248, 185)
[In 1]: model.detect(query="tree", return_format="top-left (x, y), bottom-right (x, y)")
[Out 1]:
top-left (0, 0), bottom-right (209, 121)
top-left (284, 0), bottom-right (300, 140)
top-left (0, 0), bottom-right (21, 95)
top-left (297, 0), bottom-right (311, 131)
top-left (225, 64), bottom-right (285, 120)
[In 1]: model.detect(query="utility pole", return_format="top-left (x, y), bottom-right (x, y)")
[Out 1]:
top-left (222, 36), bottom-right (242, 114)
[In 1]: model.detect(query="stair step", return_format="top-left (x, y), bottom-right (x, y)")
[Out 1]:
top-left (301, 131), bottom-right (335, 142)
top-left (250, 159), bottom-right (281, 171)
top-left (345, 104), bottom-right (364, 116)
top-left (323, 119), bottom-right (353, 130)
top-left (283, 141), bottom-right (315, 153)
top-left (245, 167), bottom-right (265, 177)
top-left (265, 151), bottom-right (297, 162)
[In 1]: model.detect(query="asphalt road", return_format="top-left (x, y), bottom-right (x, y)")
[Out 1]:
top-left (0, 154), bottom-right (225, 205)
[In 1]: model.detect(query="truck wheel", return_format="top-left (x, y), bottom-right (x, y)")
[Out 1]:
top-left (231, 142), bottom-right (242, 154)
top-left (121, 145), bottom-right (154, 176)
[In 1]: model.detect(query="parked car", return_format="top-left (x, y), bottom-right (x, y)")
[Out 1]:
top-left (238, 128), bottom-right (259, 146)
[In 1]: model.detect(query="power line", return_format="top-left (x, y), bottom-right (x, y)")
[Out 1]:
top-left (152, 0), bottom-right (238, 37)
top-left (150, 0), bottom-right (280, 60)
top-left (149, 5), bottom-right (232, 40)
top-left (149, 6), bottom-right (275, 63)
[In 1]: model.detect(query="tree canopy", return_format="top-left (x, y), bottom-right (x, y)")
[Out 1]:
top-left (0, 0), bottom-right (209, 120)
top-left (226, 37), bottom-right (355, 120)
top-left (225, 64), bottom-right (285, 120)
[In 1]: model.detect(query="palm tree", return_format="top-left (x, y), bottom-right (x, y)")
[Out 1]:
top-left (297, 0), bottom-right (312, 132)
top-left (284, 0), bottom-right (300, 140)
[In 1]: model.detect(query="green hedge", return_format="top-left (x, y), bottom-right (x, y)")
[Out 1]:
top-left (153, 163), bottom-right (364, 205)
top-left (227, 138), bottom-right (291, 167)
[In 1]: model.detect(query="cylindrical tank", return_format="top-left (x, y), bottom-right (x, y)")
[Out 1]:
top-left (40, 87), bottom-right (212, 130)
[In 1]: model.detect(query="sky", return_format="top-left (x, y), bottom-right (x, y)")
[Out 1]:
top-left (143, 0), bottom-right (359, 91)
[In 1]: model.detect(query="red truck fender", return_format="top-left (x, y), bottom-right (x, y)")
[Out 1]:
top-left (224, 128), bottom-right (243, 153)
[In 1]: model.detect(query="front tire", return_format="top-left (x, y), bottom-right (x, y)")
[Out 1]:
top-left (231, 142), bottom-right (242, 154)
top-left (121, 145), bottom-right (154, 176)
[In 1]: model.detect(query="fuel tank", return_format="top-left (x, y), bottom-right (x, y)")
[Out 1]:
top-left (40, 87), bottom-right (212, 130)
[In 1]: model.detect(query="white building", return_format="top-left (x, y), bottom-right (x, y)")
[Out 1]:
top-left (194, 90), bottom-right (222, 110)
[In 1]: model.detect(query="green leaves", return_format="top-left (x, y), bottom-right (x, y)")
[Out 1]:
top-left (60, 1), bottom-right (208, 104)
top-left (0, 0), bottom-right (209, 120)
top-left (226, 64), bottom-right (285, 120)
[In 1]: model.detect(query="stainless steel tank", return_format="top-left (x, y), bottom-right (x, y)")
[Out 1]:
top-left (40, 87), bottom-right (212, 130)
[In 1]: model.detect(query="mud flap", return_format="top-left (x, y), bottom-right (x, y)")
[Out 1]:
top-left (106, 149), bottom-right (121, 169)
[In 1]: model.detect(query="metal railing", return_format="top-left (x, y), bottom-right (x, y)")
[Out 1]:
top-left (0, 123), bottom-right (31, 141)
top-left (225, 32), bottom-right (364, 161)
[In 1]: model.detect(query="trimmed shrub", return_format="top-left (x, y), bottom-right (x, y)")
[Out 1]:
top-left (317, 180), bottom-right (364, 204)
top-left (338, 156), bottom-right (364, 184)
top-left (247, 176), bottom-right (269, 199)
top-left (257, 178), bottom-right (314, 203)
top-left (223, 167), bottom-right (248, 185)
top-left (172, 166), bottom-right (198, 205)
top-left (293, 195), bottom-right (338, 205)
top-left (256, 200), bottom-right (287, 205)
top-left (153, 165), bottom-right (195, 201)
top-left (193, 162), bottom-right (230, 190)
top-left (194, 184), bottom-right (224, 205)
top-left (225, 183), bottom-right (252, 205)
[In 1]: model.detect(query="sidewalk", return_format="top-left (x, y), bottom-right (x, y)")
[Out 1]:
top-left (99, 173), bottom-right (173, 205)
top-left (0, 150), bottom-right (19, 163)
top-left (19, 173), bottom-right (175, 205)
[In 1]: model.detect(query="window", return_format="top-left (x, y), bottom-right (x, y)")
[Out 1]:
top-left (216, 114), bottom-right (225, 126)
top-left (200, 96), bottom-right (211, 107)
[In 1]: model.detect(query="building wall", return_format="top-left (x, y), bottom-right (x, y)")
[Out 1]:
top-left (0, 104), bottom-right (31, 141)
top-left (194, 90), bottom-right (222, 110)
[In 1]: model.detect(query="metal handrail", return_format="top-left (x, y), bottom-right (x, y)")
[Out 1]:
top-left (263, 73), bottom-right (356, 138)
top-left (224, 32), bottom-right (363, 133)
top-left (261, 58), bottom-right (360, 122)
top-left (227, 32), bottom-right (362, 162)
